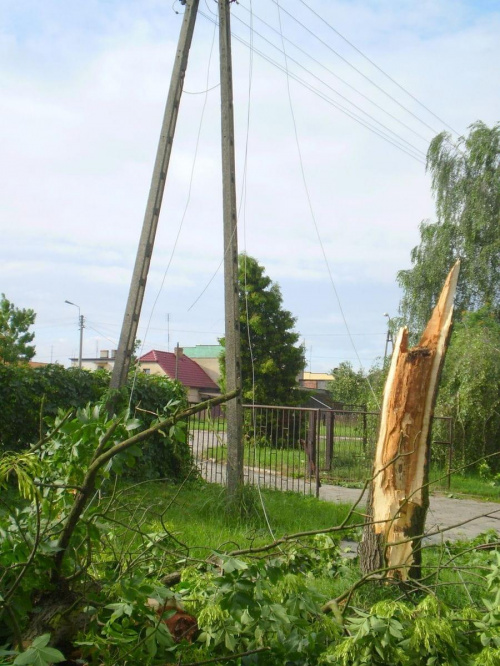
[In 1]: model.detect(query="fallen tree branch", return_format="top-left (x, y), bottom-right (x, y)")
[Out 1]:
top-left (178, 647), bottom-right (270, 666)
top-left (53, 389), bottom-right (239, 577)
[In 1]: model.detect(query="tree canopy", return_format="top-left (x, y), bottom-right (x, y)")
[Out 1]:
top-left (397, 121), bottom-right (500, 333)
top-left (220, 254), bottom-right (305, 405)
top-left (0, 293), bottom-right (36, 364)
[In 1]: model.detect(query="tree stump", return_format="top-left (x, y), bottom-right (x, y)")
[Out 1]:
top-left (360, 262), bottom-right (460, 580)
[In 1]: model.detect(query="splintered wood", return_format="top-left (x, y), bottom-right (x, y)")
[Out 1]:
top-left (360, 261), bottom-right (460, 580)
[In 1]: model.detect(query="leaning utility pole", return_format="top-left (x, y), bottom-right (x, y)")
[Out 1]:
top-left (110, 0), bottom-right (200, 393)
top-left (219, 0), bottom-right (243, 499)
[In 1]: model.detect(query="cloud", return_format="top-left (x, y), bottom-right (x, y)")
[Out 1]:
top-left (1, 0), bottom-right (499, 370)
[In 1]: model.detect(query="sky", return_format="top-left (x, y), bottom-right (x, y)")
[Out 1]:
top-left (1, 0), bottom-right (500, 373)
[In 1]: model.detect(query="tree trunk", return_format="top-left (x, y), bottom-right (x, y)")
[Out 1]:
top-left (360, 262), bottom-right (460, 580)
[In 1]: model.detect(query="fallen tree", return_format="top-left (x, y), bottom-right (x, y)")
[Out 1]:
top-left (359, 261), bottom-right (460, 580)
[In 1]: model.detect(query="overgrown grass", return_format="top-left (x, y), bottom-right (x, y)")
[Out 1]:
top-left (107, 480), bottom-right (355, 561)
top-left (102, 479), bottom-right (492, 612)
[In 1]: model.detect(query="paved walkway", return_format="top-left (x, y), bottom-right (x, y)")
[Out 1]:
top-left (319, 484), bottom-right (500, 542)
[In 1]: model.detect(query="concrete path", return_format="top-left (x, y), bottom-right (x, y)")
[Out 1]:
top-left (319, 484), bottom-right (500, 542)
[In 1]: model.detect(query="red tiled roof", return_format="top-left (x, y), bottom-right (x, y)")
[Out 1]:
top-left (139, 350), bottom-right (219, 390)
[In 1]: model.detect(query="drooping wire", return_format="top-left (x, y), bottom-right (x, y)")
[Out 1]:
top-left (237, 0), bottom-right (278, 541)
top-left (294, 0), bottom-right (461, 137)
top-left (273, 0), bottom-right (381, 408)
top-left (198, 9), bottom-right (426, 164)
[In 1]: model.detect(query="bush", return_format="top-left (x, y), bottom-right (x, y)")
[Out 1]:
top-left (0, 364), bottom-right (194, 482)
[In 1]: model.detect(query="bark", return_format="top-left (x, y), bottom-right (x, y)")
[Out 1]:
top-left (360, 262), bottom-right (460, 580)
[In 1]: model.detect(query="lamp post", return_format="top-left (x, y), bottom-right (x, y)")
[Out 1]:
top-left (383, 313), bottom-right (394, 361)
top-left (65, 300), bottom-right (84, 369)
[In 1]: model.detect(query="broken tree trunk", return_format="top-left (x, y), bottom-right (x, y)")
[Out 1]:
top-left (359, 261), bottom-right (460, 580)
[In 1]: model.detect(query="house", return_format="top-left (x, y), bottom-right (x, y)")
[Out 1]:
top-left (139, 349), bottom-right (220, 403)
top-left (69, 349), bottom-right (117, 371)
top-left (182, 344), bottom-right (223, 383)
top-left (299, 371), bottom-right (334, 391)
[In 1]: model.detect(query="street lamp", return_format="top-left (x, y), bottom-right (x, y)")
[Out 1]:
top-left (383, 313), bottom-right (394, 361)
top-left (65, 300), bottom-right (84, 369)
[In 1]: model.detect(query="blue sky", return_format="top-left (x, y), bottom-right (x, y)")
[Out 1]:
top-left (2, 0), bottom-right (500, 371)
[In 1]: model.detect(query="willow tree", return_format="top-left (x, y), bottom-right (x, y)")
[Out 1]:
top-left (398, 121), bottom-right (500, 334)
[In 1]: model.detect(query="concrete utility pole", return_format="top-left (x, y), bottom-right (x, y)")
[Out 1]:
top-left (110, 0), bottom-right (200, 392)
top-left (383, 312), bottom-right (394, 361)
top-left (219, 0), bottom-right (243, 499)
top-left (65, 300), bottom-right (84, 369)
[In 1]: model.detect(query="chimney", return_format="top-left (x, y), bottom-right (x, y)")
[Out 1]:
top-left (111, 349), bottom-right (117, 359)
top-left (100, 350), bottom-right (109, 359)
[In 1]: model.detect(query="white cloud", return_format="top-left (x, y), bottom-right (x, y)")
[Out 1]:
top-left (1, 0), bottom-right (499, 370)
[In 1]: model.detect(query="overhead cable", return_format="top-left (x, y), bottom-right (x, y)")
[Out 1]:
top-left (227, 8), bottom-right (428, 157)
top-left (274, 0), bottom-right (381, 407)
top-left (294, 0), bottom-right (461, 136)
top-left (236, 1), bottom-right (430, 144)
top-left (266, 0), bottom-right (447, 137)
top-left (199, 9), bottom-right (426, 164)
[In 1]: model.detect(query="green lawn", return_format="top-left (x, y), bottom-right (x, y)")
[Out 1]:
top-left (105, 481), bottom-right (355, 561)
top-left (101, 480), bottom-right (491, 611)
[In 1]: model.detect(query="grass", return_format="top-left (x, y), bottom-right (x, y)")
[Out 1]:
top-left (102, 479), bottom-right (492, 612)
top-left (112, 480), bottom-right (355, 560)
top-left (430, 469), bottom-right (500, 500)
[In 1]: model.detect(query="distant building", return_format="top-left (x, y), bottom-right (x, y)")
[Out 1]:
top-left (182, 345), bottom-right (223, 384)
top-left (139, 349), bottom-right (220, 403)
top-left (299, 371), bottom-right (334, 391)
top-left (69, 349), bottom-right (117, 371)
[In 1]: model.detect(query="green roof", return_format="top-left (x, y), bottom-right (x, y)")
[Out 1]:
top-left (182, 345), bottom-right (223, 359)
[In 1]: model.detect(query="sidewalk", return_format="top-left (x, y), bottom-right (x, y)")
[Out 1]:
top-left (319, 483), bottom-right (500, 542)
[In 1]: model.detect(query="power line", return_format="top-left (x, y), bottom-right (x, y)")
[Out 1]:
top-left (274, 0), bottom-right (381, 408)
top-left (265, 0), bottom-right (449, 137)
top-left (294, 0), bottom-right (461, 136)
top-left (199, 9), bottom-right (426, 164)
top-left (227, 8), bottom-right (428, 158)
top-left (236, 1), bottom-right (430, 144)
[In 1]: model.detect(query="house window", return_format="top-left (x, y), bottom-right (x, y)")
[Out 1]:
top-left (143, 368), bottom-right (151, 374)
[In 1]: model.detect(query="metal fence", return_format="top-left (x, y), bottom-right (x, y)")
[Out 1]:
top-left (187, 404), bottom-right (453, 496)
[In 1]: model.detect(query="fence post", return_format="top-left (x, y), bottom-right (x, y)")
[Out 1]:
top-left (325, 411), bottom-right (334, 471)
top-left (362, 408), bottom-right (368, 453)
top-left (307, 410), bottom-right (317, 480)
top-left (447, 417), bottom-right (454, 490)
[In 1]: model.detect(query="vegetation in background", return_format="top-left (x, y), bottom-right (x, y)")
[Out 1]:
top-left (396, 121), bottom-right (500, 474)
top-left (0, 364), bottom-right (192, 482)
top-left (220, 254), bottom-right (306, 406)
top-left (0, 294), bottom-right (36, 364)
top-left (436, 308), bottom-right (500, 470)
top-left (397, 121), bottom-right (500, 334)
top-left (328, 360), bottom-right (388, 412)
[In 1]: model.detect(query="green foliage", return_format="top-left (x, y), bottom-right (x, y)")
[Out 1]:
top-left (0, 364), bottom-right (192, 482)
top-left (12, 634), bottom-right (65, 665)
top-left (0, 364), bottom-right (109, 452)
top-left (220, 254), bottom-right (306, 405)
top-left (398, 121), bottom-right (500, 334)
top-left (0, 294), bottom-right (36, 364)
top-left (329, 362), bottom-right (368, 406)
top-left (436, 307), bottom-right (500, 469)
top-left (329, 360), bottom-right (388, 411)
